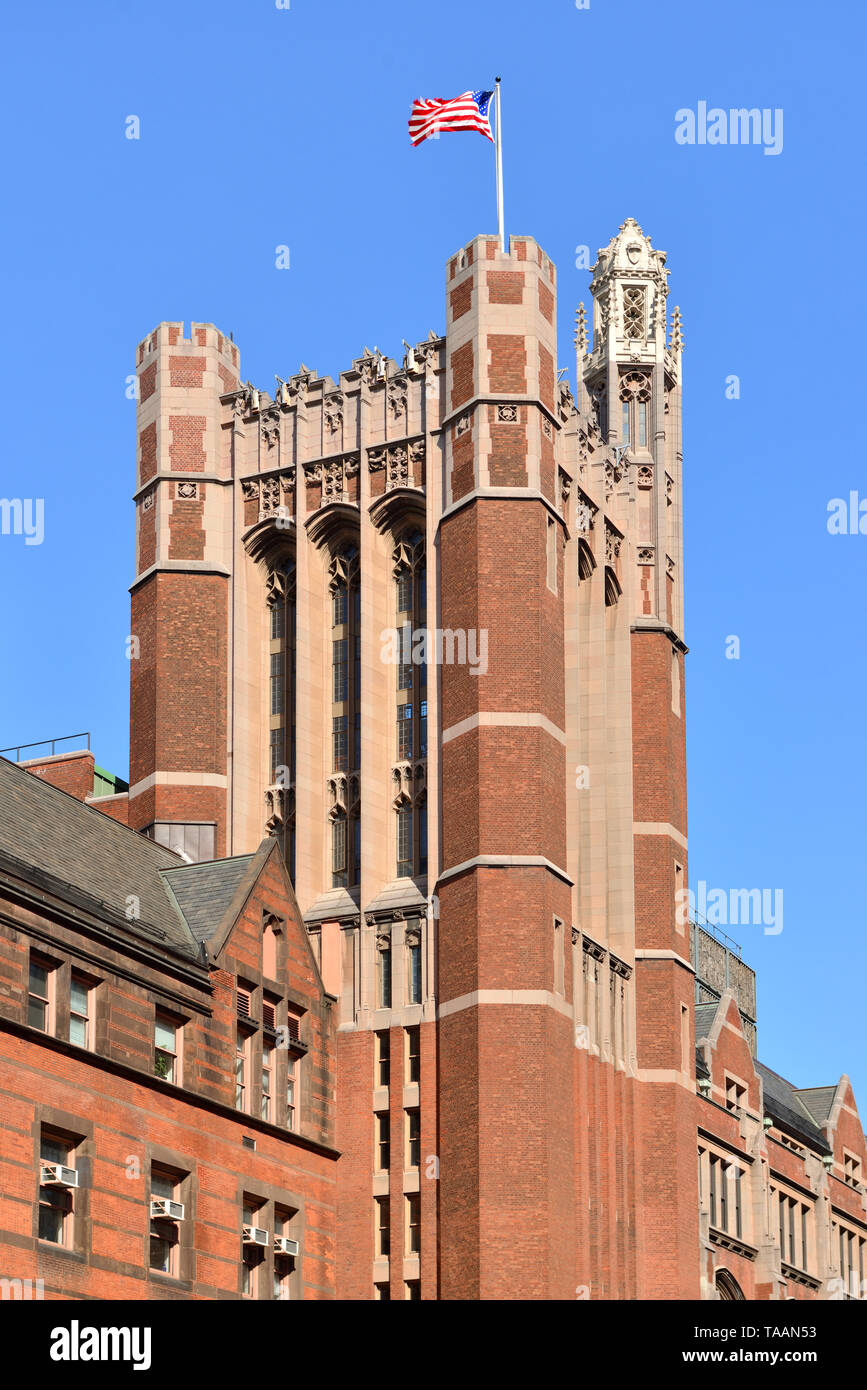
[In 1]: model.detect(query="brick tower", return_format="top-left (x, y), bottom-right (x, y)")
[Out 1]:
top-left (126, 223), bottom-right (696, 1300)
top-left (436, 236), bottom-right (576, 1298)
top-left (129, 324), bottom-right (241, 859)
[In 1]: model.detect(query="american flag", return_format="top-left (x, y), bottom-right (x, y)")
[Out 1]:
top-left (408, 90), bottom-right (494, 147)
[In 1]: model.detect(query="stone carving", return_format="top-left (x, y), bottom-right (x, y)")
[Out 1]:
top-left (388, 380), bottom-right (407, 418)
top-left (574, 302), bottom-right (588, 358)
top-left (142, 491), bottom-right (155, 512)
top-left (264, 785), bottom-right (288, 832)
top-left (241, 479), bottom-right (260, 502)
top-left (497, 404), bottom-right (518, 423)
top-left (324, 394), bottom-right (344, 433)
top-left (388, 447), bottom-right (409, 490)
top-left (368, 442), bottom-right (422, 491)
top-left (455, 414), bottom-right (471, 437)
top-left (637, 546), bottom-right (655, 564)
top-left (177, 482), bottom-right (198, 499)
top-left (260, 477), bottom-right (281, 516)
top-left (637, 464), bottom-right (653, 489)
top-left (605, 522), bottom-right (623, 564)
top-left (605, 455), bottom-right (625, 500)
top-left (322, 457), bottom-right (346, 503)
top-left (623, 285), bottom-right (645, 340)
top-left (666, 554), bottom-right (675, 578)
top-left (619, 370), bottom-right (651, 404)
top-left (261, 408), bottom-right (281, 448)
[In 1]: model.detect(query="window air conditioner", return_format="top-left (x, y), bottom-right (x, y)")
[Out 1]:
top-left (150, 1198), bottom-right (184, 1221)
top-left (242, 1225), bottom-right (270, 1247)
top-left (39, 1164), bottom-right (78, 1189)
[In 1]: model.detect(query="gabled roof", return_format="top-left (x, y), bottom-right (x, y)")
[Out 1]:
top-left (757, 1061), bottom-right (831, 1155)
top-left (161, 855), bottom-right (256, 944)
top-left (694, 1001), bottom-right (721, 1041)
top-left (795, 1086), bottom-right (838, 1127)
top-left (0, 755), bottom-right (197, 958)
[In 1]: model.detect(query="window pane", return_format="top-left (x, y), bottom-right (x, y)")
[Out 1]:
top-left (69, 1016), bottom-right (88, 1048)
top-left (39, 1202), bottom-right (64, 1243)
top-left (621, 400), bottom-right (630, 443)
top-left (155, 1019), bottom-right (175, 1052)
top-left (151, 1171), bottom-right (175, 1199)
top-left (30, 962), bottom-right (48, 994)
top-left (70, 978), bottom-right (89, 1015)
top-left (41, 1136), bottom-right (68, 1165)
top-left (27, 998), bottom-right (47, 1030)
top-left (149, 1235), bottom-right (172, 1273)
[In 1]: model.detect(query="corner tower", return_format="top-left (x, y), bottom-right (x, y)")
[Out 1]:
top-left (584, 219), bottom-right (696, 1296)
top-left (435, 235), bottom-right (576, 1299)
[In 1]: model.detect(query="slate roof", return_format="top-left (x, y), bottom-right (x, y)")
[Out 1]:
top-left (161, 856), bottom-right (256, 945)
top-left (0, 755), bottom-right (200, 957)
top-left (795, 1086), bottom-right (838, 1127)
top-left (694, 1001), bottom-right (720, 1040)
top-left (757, 1061), bottom-right (831, 1154)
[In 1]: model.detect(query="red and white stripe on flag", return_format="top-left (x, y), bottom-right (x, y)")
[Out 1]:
top-left (408, 90), bottom-right (494, 147)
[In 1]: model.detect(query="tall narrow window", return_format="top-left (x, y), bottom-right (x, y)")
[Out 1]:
top-left (406, 1026), bottom-right (420, 1085)
top-left (407, 1193), bottom-right (421, 1256)
top-left (407, 929), bottom-right (422, 1004)
top-left (376, 1030), bottom-right (391, 1088)
top-left (28, 956), bottom-right (54, 1033)
top-left (267, 560), bottom-right (297, 875)
top-left (619, 372), bottom-right (651, 451)
top-left (154, 1013), bottom-right (179, 1083)
top-left (286, 1056), bottom-right (298, 1132)
top-left (38, 1132), bottom-right (73, 1245)
top-left (69, 974), bottom-right (91, 1048)
top-left (242, 1199), bottom-right (265, 1298)
top-left (150, 1169), bottom-right (181, 1277)
top-left (261, 1041), bottom-right (273, 1121)
top-left (235, 1027), bottom-right (251, 1112)
top-left (397, 805), bottom-right (413, 879)
top-left (406, 1110), bottom-right (421, 1170)
top-left (376, 1112), bottom-right (390, 1172)
top-left (332, 811), bottom-right (347, 887)
top-left (393, 531), bottom-right (427, 879)
top-left (273, 1205), bottom-right (296, 1300)
top-left (378, 940), bottom-right (392, 1010)
top-left (376, 1197), bottom-right (390, 1258)
top-left (329, 545), bottom-right (360, 886)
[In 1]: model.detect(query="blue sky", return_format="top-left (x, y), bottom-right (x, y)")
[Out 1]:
top-left (1, 0), bottom-right (864, 1102)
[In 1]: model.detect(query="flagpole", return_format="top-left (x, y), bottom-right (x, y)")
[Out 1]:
top-left (495, 77), bottom-right (505, 253)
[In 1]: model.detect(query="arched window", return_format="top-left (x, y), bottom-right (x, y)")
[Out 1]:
top-left (619, 371), bottom-right (651, 450)
top-left (715, 1269), bottom-right (745, 1301)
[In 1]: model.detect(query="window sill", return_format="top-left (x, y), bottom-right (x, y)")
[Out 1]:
top-left (36, 1240), bottom-right (86, 1264)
